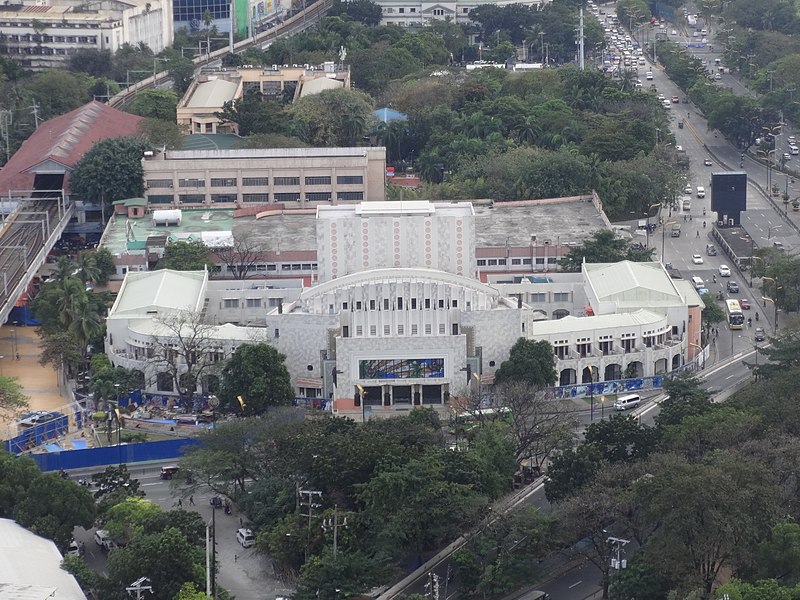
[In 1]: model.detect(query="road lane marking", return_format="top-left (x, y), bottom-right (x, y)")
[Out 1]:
top-left (569, 581), bottom-right (583, 589)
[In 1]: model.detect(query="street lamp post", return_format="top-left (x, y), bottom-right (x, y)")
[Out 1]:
top-left (208, 394), bottom-right (220, 430)
top-left (740, 235), bottom-right (755, 286)
top-left (355, 384), bottom-right (366, 423)
top-left (763, 276), bottom-right (781, 331)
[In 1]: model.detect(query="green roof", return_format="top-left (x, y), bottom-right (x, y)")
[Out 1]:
top-left (112, 198), bottom-right (148, 207)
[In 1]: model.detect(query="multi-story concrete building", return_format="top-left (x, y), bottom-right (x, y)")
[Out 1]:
top-left (106, 201), bottom-right (703, 420)
top-left (141, 146), bottom-right (386, 208)
top-left (177, 63), bottom-right (351, 135)
top-left (376, 0), bottom-right (550, 27)
top-left (0, 0), bottom-right (173, 70)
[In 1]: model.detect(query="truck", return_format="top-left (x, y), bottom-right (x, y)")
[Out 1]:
top-left (671, 223), bottom-right (681, 237)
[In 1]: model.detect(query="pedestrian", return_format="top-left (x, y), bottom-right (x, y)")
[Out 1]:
top-left (239, 517), bottom-right (243, 527)
top-left (15, 352), bottom-right (19, 360)
top-left (696, 230), bottom-right (700, 238)
top-left (234, 554), bottom-right (238, 562)
top-left (177, 498), bottom-right (182, 508)
top-left (189, 495), bottom-right (194, 506)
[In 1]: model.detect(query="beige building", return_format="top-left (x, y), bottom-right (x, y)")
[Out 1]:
top-left (0, 0), bottom-right (173, 70)
top-left (177, 62), bottom-right (351, 135)
top-left (142, 146), bottom-right (386, 208)
top-left (377, 0), bottom-right (550, 26)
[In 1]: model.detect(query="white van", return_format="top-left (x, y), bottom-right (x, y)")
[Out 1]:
top-left (696, 186), bottom-right (706, 198)
top-left (790, 145), bottom-right (799, 155)
top-left (614, 393), bottom-right (642, 411)
top-left (691, 276), bottom-right (704, 290)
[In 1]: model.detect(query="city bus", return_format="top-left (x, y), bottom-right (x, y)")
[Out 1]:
top-left (726, 299), bottom-right (744, 330)
top-left (449, 407), bottom-right (513, 434)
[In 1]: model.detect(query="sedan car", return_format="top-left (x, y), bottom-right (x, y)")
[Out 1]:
top-left (740, 298), bottom-right (751, 309)
top-left (755, 327), bottom-right (766, 342)
top-left (692, 254), bottom-right (704, 264)
top-left (685, 185), bottom-right (693, 194)
top-left (704, 159), bottom-right (713, 166)
top-left (727, 281), bottom-right (739, 293)
top-left (672, 95), bottom-right (680, 103)
top-left (646, 71), bottom-right (654, 80)
top-left (719, 264), bottom-right (731, 277)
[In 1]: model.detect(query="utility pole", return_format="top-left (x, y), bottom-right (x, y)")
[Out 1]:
top-left (29, 101), bottom-right (41, 129)
top-left (578, 8), bottom-right (585, 70)
top-left (0, 110), bottom-right (12, 163)
top-left (424, 571), bottom-right (441, 599)
top-left (299, 489), bottom-right (323, 559)
top-left (322, 504), bottom-right (348, 559)
top-left (126, 576), bottom-right (153, 599)
top-left (608, 536), bottom-right (630, 571)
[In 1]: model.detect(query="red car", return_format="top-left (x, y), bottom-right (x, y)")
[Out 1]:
top-left (740, 299), bottom-right (751, 309)
top-left (672, 95), bottom-right (680, 103)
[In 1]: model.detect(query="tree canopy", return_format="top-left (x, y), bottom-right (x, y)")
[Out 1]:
top-left (494, 338), bottom-right (557, 387)
top-left (218, 343), bottom-right (295, 415)
top-left (156, 240), bottom-right (214, 272)
top-left (70, 137), bottom-right (150, 205)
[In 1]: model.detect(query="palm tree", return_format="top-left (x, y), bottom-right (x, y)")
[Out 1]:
top-left (515, 116), bottom-right (541, 145)
top-left (75, 253), bottom-right (100, 285)
top-left (341, 111), bottom-right (368, 146)
top-left (51, 256), bottom-right (76, 283)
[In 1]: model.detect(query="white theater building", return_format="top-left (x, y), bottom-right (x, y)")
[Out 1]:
top-left (105, 201), bottom-right (703, 419)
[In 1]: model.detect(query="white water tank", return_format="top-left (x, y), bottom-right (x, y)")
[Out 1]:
top-left (153, 209), bottom-right (182, 226)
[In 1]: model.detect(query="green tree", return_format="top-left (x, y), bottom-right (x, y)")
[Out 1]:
top-left (758, 323), bottom-right (800, 378)
top-left (137, 118), bottom-right (185, 150)
top-left (657, 374), bottom-right (712, 429)
top-left (94, 247), bottom-right (118, 285)
top-left (14, 474), bottom-right (95, 549)
top-left (0, 376), bottom-right (29, 420)
top-left (104, 527), bottom-right (204, 600)
top-left (560, 229), bottom-right (650, 272)
top-left (289, 88), bottom-right (374, 147)
top-left (61, 554), bottom-right (101, 594)
top-left (544, 445), bottom-right (602, 503)
top-left (0, 451), bottom-right (41, 516)
top-left (494, 338), bottom-right (557, 386)
top-left (128, 89), bottom-right (179, 120)
top-left (328, 0), bottom-right (382, 25)
top-left (294, 549), bottom-right (387, 600)
top-left (216, 92), bottom-right (288, 137)
top-left (104, 497), bottom-right (162, 542)
top-left (25, 70), bottom-right (93, 118)
top-left (173, 583), bottom-right (207, 600)
top-left (218, 343), bottom-right (294, 416)
top-left (583, 414), bottom-right (656, 463)
top-left (700, 292), bottom-right (727, 333)
top-left (156, 240), bottom-right (214, 271)
top-left (70, 137), bottom-right (151, 205)
top-left (68, 48), bottom-right (113, 77)
top-left (74, 253), bottom-right (101, 285)
top-left (753, 519), bottom-right (800, 581)
top-left (358, 450), bottom-right (488, 556)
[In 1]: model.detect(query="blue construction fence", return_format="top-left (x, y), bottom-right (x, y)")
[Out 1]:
top-left (28, 437), bottom-right (201, 472)
top-left (550, 375), bottom-right (664, 400)
top-left (4, 411), bottom-right (74, 454)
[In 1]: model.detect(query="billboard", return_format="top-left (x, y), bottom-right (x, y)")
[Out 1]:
top-left (358, 358), bottom-right (445, 380)
top-left (711, 172), bottom-right (747, 226)
top-left (251, 0), bottom-right (281, 23)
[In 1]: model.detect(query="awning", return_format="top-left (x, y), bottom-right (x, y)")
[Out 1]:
top-left (295, 377), bottom-right (323, 389)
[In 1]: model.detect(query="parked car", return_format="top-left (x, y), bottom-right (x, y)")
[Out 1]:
top-left (236, 528), bottom-right (255, 548)
top-left (740, 298), bottom-right (751, 309)
top-left (704, 159), bottom-right (713, 166)
top-left (755, 327), bottom-right (766, 342)
top-left (727, 281), bottom-right (739, 293)
top-left (672, 95), bottom-right (680, 103)
top-left (719, 264), bottom-right (731, 276)
top-left (646, 71), bottom-right (654, 80)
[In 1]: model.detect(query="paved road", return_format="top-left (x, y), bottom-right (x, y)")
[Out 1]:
top-left (69, 461), bottom-right (293, 599)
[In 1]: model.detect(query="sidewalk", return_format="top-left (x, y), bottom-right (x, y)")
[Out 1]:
top-left (0, 324), bottom-right (71, 438)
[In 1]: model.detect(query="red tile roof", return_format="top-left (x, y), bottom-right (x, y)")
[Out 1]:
top-left (0, 101), bottom-right (144, 196)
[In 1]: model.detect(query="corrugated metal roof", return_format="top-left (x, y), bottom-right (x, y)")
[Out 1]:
top-left (186, 79), bottom-right (239, 109)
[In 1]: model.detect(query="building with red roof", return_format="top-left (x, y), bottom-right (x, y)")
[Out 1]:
top-left (0, 101), bottom-right (144, 199)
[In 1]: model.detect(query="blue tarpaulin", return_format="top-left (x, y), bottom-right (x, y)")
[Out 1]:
top-left (373, 108), bottom-right (408, 123)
